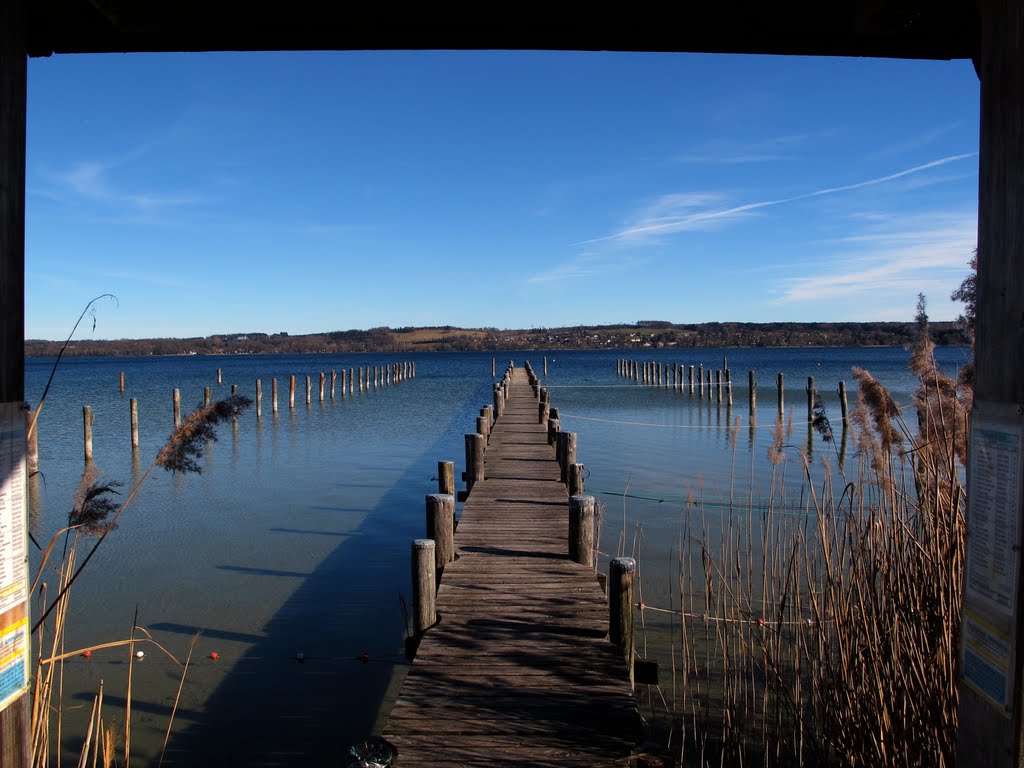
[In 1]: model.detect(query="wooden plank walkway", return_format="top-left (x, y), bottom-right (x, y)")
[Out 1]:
top-left (382, 366), bottom-right (641, 766)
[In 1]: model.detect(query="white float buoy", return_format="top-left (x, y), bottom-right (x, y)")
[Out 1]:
top-left (134, 650), bottom-right (145, 659)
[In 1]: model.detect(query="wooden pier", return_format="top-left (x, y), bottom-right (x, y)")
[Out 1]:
top-left (382, 365), bottom-right (641, 766)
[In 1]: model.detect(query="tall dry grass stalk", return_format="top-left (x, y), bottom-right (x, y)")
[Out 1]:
top-left (659, 336), bottom-right (966, 767)
top-left (29, 395), bottom-right (251, 766)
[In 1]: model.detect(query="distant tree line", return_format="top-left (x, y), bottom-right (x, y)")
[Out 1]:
top-left (24, 320), bottom-right (970, 358)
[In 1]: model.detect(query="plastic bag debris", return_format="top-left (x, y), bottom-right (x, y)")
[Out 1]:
top-left (345, 737), bottom-right (398, 768)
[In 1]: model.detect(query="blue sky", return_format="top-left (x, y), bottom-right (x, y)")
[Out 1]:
top-left (25, 51), bottom-right (979, 340)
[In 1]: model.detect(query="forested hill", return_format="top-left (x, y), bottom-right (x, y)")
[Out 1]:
top-left (24, 321), bottom-right (970, 357)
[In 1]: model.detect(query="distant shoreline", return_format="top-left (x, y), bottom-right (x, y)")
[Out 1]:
top-left (24, 320), bottom-right (970, 358)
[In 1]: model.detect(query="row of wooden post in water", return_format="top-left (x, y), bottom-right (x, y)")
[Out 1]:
top-left (616, 357), bottom-right (850, 425)
top-left (80, 362), bottom-right (417, 462)
top-left (407, 360), bottom-right (637, 675)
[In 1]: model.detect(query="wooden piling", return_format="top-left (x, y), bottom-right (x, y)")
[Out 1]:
top-left (561, 432), bottom-right (577, 483)
top-left (255, 380), bottom-right (262, 418)
top-left (568, 463), bottom-right (585, 497)
top-left (130, 398), bottom-right (138, 449)
top-left (492, 357), bottom-right (496, 377)
top-left (838, 380), bottom-right (849, 424)
top-left (438, 460), bottom-right (455, 496)
top-left (749, 371), bottom-right (757, 417)
top-left (232, 383), bottom-right (237, 396)
top-left (173, 388), bottom-right (181, 428)
top-left (217, 367), bottom-right (222, 385)
top-left (204, 386), bottom-right (211, 407)
top-left (272, 378), bottom-right (278, 413)
top-left (358, 367), bottom-right (364, 392)
top-left (568, 494), bottom-right (595, 566)
top-left (547, 417), bottom-right (560, 446)
top-left (83, 405), bottom-right (92, 462)
top-left (493, 385), bottom-right (504, 419)
top-left (289, 375), bottom-right (295, 409)
top-left (412, 539), bottom-right (437, 635)
top-left (426, 493), bottom-right (456, 568)
top-left (306, 375), bottom-right (312, 405)
top-left (609, 556), bottom-right (636, 678)
top-left (688, 365), bottom-right (694, 394)
top-left (777, 372), bottom-right (785, 416)
top-left (715, 370), bottom-right (722, 403)
top-left (119, 371), bottom-right (124, 394)
top-left (539, 398), bottom-right (550, 425)
top-left (465, 432), bottom-right (485, 490)
top-left (698, 364), bottom-right (704, 397)
top-left (807, 376), bottom-right (815, 423)
top-left (331, 370), bottom-right (336, 399)
top-left (476, 415), bottom-right (488, 443)
top-left (543, 356), bottom-right (548, 376)
top-left (319, 372), bottom-right (325, 401)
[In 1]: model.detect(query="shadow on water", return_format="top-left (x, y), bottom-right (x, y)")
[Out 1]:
top-left (152, 415), bottom-right (479, 765)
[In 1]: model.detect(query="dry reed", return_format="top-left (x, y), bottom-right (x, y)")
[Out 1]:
top-left (645, 334), bottom-right (967, 767)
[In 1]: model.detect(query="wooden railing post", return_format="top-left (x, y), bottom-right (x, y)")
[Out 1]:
top-left (438, 460), bottom-right (455, 495)
top-left (426, 493), bottom-right (455, 568)
top-left (412, 539), bottom-right (437, 635)
top-left (568, 495), bottom-right (594, 566)
top-left (609, 556), bottom-right (636, 680)
top-left (568, 463), bottom-right (585, 497)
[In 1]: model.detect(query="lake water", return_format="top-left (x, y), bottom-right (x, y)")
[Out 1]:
top-left (24, 346), bottom-right (969, 765)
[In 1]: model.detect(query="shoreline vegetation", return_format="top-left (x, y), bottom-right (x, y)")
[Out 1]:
top-left (25, 320), bottom-right (969, 357)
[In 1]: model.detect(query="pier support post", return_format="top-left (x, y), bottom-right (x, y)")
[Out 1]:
top-left (426, 494), bottom-right (456, 568)
top-left (119, 371), bottom-right (124, 394)
top-left (173, 388), bottom-right (181, 428)
top-left (204, 387), bottom-right (212, 407)
top-left (838, 380), bottom-right (849, 425)
top-left (777, 373), bottom-right (785, 416)
top-left (559, 432), bottom-right (577, 483)
top-left (547, 417), bottom-right (560, 447)
top-left (568, 495), bottom-right (595, 566)
top-left (806, 376), bottom-right (815, 423)
top-left (568, 463), bottom-right (585, 497)
top-left (83, 405), bottom-right (92, 462)
top-left (749, 371), bottom-right (757, 420)
top-left (289, 376), bottom-right (295, 409)
top-left (438, 460), bottom-right (455, 496)
top-left (129, 398), bottom-right (138, 449)
top-left (609, 557), bottom-right (636, 680)
top-left (412, 539), bottom-right (437, 635)
top-left (272, 378), bottom-right (278, 413)
top-left (255, 380), bottom-right (262, 419)
top-left (465, 433), bottom-right (485, 491)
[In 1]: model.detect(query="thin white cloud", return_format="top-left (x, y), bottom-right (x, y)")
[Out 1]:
top-left (100, 270), bottom-right (187, 289)
top-left (40, 156), bottom-right (208, 214)
top-left (771, 211), bottom-right (976, 306)
top-left (677, 133), bottom-right (809, 165)
top-left (527, 252), bottom-right (643, 284)
top-left (586, 152), bottom-right (978, 246)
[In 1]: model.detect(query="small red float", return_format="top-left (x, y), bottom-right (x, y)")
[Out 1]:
top-left (209, 652), bottom-right (220, 660)
top-left (82, 650), bottom-right (92, 658)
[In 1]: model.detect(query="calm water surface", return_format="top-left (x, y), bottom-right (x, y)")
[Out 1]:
top-left (25, 346), bottom-right (968, 764)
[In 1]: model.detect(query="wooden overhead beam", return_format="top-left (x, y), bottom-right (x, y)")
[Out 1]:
top-left (25, 1), bottom-right (978, 60)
